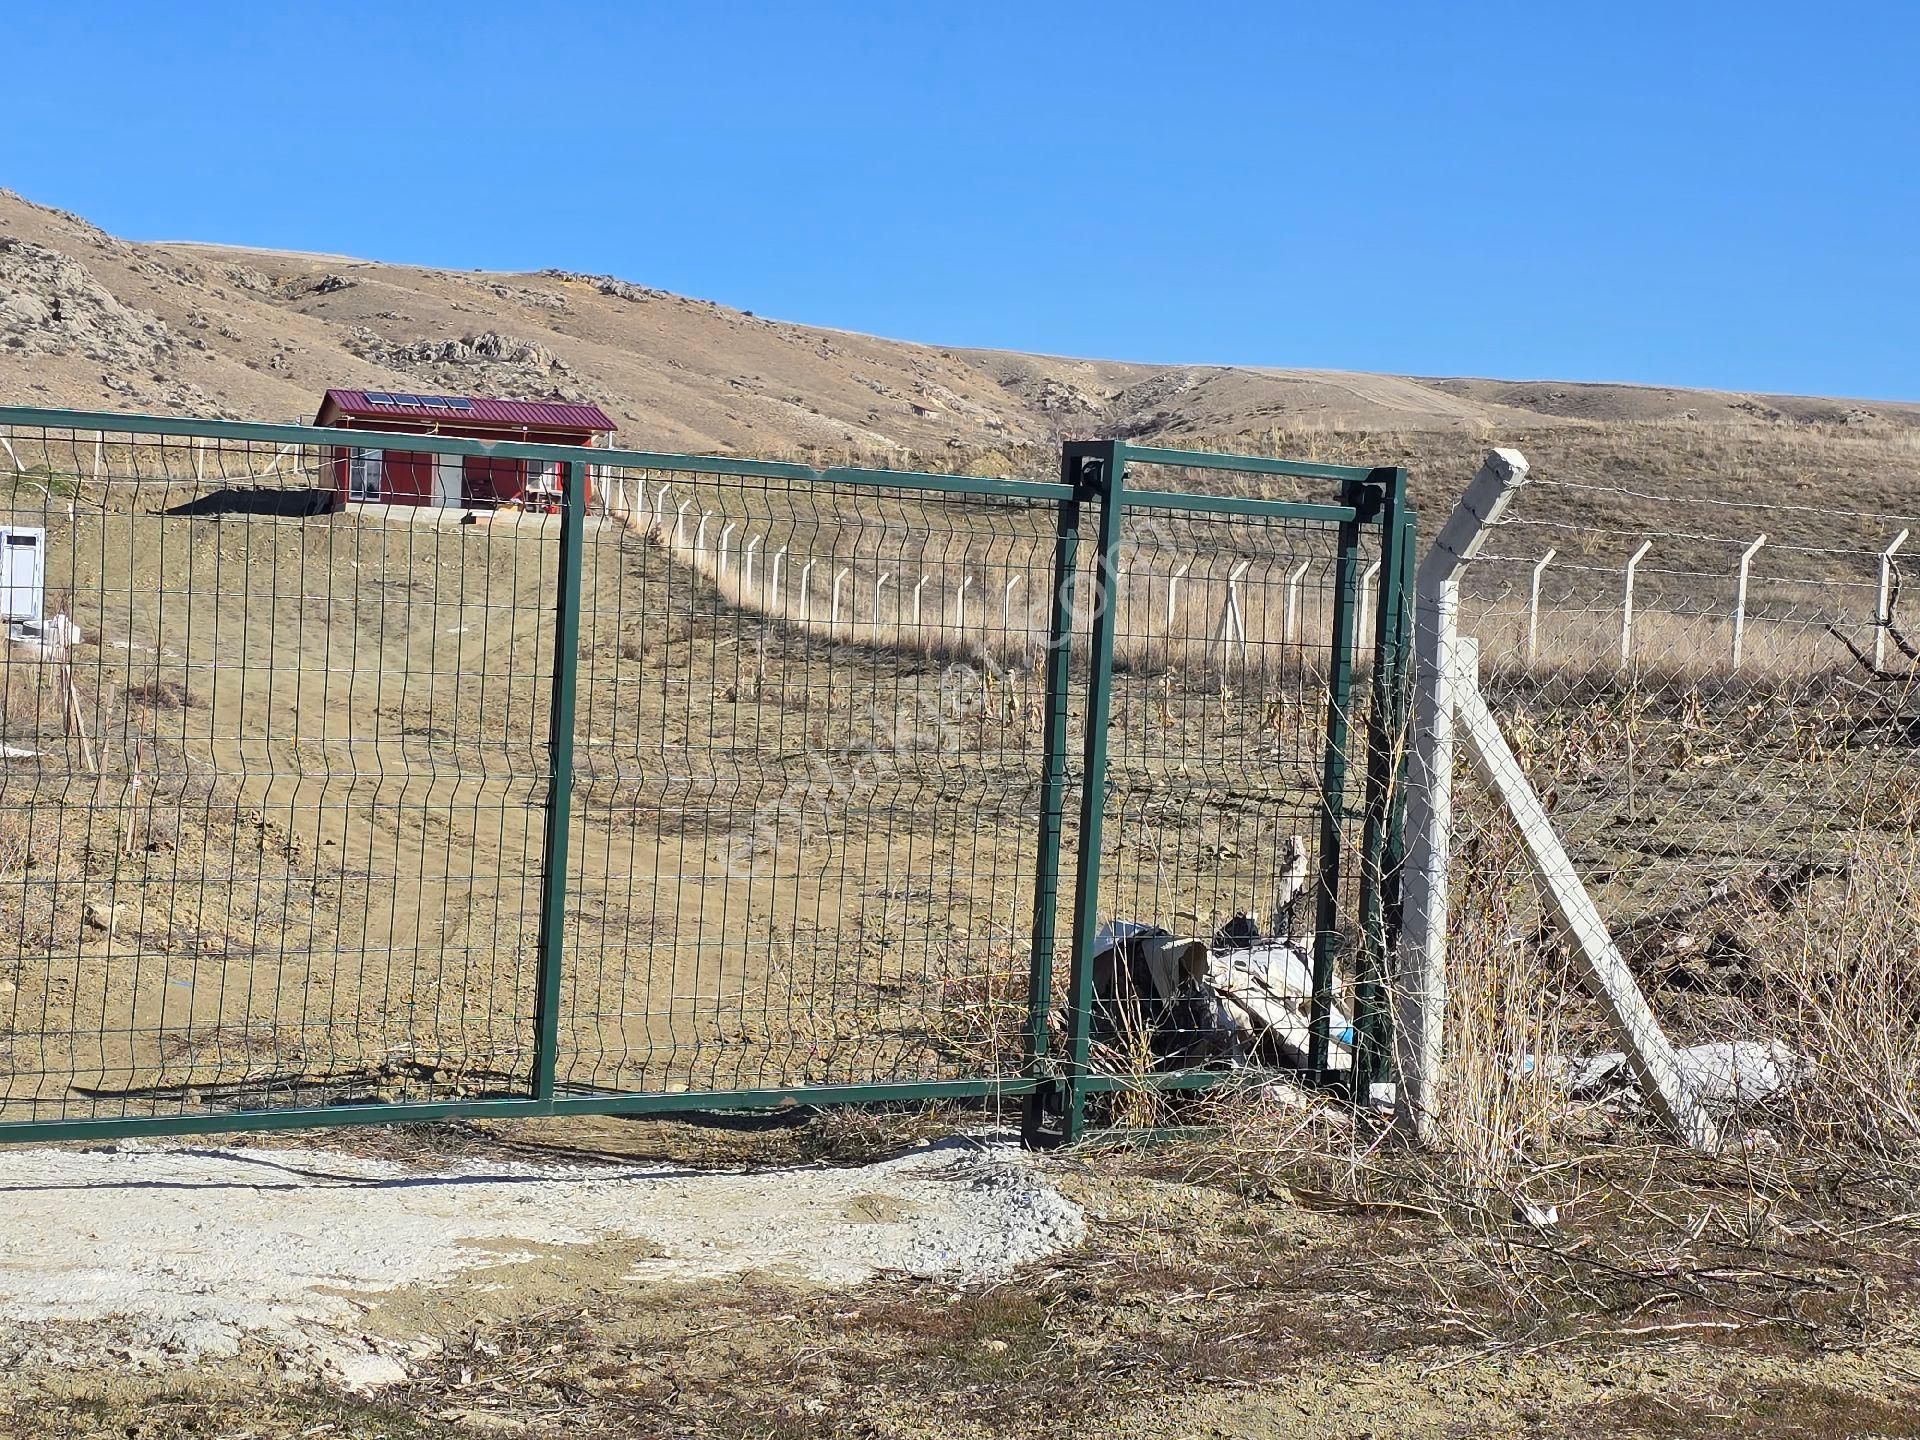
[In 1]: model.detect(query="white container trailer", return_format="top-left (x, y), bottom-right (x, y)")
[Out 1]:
top-left (0, 527), bottom-right (44, 623)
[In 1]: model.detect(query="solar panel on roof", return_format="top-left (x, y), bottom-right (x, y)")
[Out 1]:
top-left (344, 391), bottom-right (495, 417)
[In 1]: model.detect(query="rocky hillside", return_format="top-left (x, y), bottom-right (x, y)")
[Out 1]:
top-left (1, 188), bottom-right (1913, 458)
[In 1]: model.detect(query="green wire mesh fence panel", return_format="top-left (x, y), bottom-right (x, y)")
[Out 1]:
top-left (558, 457), bottom-right (1069, 1103)
top-left (0, 409), bottom-right (1407, 1142)
top-left (1033, 445), bottom-right (1409, 1140)
top-left (0, 418), bottom-right (560, 1130)
top-left (0, 407), bottom-right (1081, 1137)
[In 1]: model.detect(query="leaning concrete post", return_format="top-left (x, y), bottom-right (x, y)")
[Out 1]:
top-left (1394, 447), bottom-right (1530, 1144)
top-left (1454, 637), bottom-right (1720, 1153)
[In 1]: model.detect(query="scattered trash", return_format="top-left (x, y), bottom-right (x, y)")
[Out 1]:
top-left (1514, 1199), bottom-right (1559, 1228)
top-left (1549, 1039), bottom-right (1809, 1111)
top-left (1088, 843), bottom-right (1354, 1077)
top-left (7, 613), bottom-right (81, 656)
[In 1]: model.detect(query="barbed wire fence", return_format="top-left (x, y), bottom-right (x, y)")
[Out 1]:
top-left (1407, 448), bottom-right (1920, 1176)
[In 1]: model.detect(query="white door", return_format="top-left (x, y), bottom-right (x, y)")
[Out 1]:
top-left (433, 455), bottom-right (461, 507)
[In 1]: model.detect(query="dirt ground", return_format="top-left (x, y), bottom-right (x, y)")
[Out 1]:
top-left (4, 1111), bottom-right (1920, 1439)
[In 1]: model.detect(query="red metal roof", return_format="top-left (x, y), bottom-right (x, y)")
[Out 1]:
top-left (317, 389), bottom-right (616, 433)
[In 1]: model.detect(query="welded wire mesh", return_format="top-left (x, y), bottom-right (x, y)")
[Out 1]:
top-left (0, 423), bottom-right (556, 1122)
top-left (561, 461), bottom-right (1062, 1096)
top-left (0, 414), bottom-right (1407, 1138)
top-left (1433, 457), bottom-right (1920, 1165)
top-left (0, 419), bottom-right (1085, 1126)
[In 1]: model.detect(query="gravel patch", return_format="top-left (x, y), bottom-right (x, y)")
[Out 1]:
top-left (0, 1135), bottom-right (1082, 1384)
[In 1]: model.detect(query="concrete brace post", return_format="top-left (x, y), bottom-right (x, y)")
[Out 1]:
top-left (1454, 637), bottom-right (1719, 1152)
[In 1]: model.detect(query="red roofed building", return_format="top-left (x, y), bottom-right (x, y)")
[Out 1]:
top-left (314, 389), bottom-right (616, 511)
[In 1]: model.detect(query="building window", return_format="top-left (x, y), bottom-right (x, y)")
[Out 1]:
top-left (348, 448), bottom-right (382, 501)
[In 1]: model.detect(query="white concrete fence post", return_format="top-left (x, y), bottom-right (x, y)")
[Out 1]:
top-left (1619, 539), bottom-right (1653, 668)
top-left (1395, 448), bottom-right (1531, 1144)
top-left (1002, 574), bottom-right (1023, 641)
top-left (798, 559), bottom-right (816, 625)
top-left (1356, 559), bottom-right (1382, 660)
top-left (1527, 547), bottom-right (1556, 664)
top-left (831, 567), bottom-right (850, 635)
top-left (744, 534), bottom-right (762, 599)
top-left (1878, 529), bottom-right (1910, 672)
top-left (695, 510), bottom-right (714, 567)
top-left (770, 546), bottom-right (787, 612)
top-left (954, 574), bottom-right (975, 637)
top-left (717, 521), bottom-right (737, 581)
top-left (1397, 449), bottom-right (1718, 1154)
top-left (1282, 559), bottom-right (1310, 652)
top-left (1165, 560), bottom-right (1191, 633)
top-left (912, 575), bottom-right (930, 632)
top-left (1215, 559), bottom-right (1251, 668)
top-left (1732, 533), bottom-right (1767, 669)
top-left (874, 572), bottom-right (893, 632)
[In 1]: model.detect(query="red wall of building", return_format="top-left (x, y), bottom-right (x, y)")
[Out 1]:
top-left (381, 451), bottom-right (433, 502)
top-left (326, 436), bottom-right (598, 510)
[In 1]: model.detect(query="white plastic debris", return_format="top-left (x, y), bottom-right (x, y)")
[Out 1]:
top-left (7, 614), bottom-right (81, 655)
top-left (1207, 939), bottom-right (1354, 1071)
top-left (1552, 1038), bottom-right (1808, 1110)
top-left (1514, 1199), bottom-right (1560, 1228)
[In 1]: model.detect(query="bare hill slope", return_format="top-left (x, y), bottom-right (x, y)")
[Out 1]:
top-left (4, 189), bottom-right (1913, 458)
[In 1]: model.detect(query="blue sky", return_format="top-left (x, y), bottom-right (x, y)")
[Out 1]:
top-left (4, 3), bottom-right (1915, 399)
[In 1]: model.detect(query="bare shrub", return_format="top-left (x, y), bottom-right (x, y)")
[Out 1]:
top-left (1750, 837), bottom-right (1920, 1161)
top-left (123, 677), bottom-right (197, 710)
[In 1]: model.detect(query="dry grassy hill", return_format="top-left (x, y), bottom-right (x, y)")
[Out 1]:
top-left (5, 187), bottom-right (1916, 464)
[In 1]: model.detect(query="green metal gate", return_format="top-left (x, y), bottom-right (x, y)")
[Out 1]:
top-left (1019, 441), bottom-right (1414, 1143)
top-left (0, 409), bottom-right (1409, 1143)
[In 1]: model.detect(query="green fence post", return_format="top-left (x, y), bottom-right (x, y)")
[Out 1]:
top-left (1351, 469), bottom-right (1410, 1093)
top-left (1057, 440), bottom-right (1125, 1144)
top-left (532, 457), bottom-right (587, 1103)
top-left (1309, 480), bottom-right (1366, 1083)
top-left (1021, 480), bottom-right (1083, 1146)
